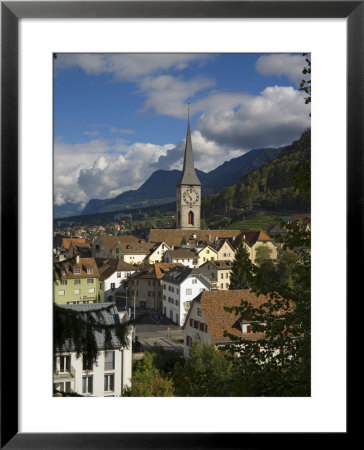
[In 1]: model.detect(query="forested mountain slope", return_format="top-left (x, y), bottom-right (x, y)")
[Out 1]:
top-left (202, 130), bottom-right (311, 220)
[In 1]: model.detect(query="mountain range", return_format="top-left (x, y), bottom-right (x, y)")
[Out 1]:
top-left (54, 146), bottom-right (282, 218)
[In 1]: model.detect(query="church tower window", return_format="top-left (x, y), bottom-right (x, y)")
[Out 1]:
top-left (188, 211), bottom-right (194, 225)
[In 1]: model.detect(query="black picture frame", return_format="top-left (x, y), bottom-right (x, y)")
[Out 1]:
top-left (1, 1), bottom-right (356, 448)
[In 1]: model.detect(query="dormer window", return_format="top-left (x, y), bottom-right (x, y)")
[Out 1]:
top-left (87, 268), bottom-right (92, 274)
top-left (74, 268), bottom-right (81, 275)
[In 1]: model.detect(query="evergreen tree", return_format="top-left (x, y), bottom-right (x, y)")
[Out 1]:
top-left (229, 242), bottom-right (254, 290)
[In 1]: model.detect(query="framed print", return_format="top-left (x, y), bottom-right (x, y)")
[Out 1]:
top-left (1, 1), bottom-right (357, 447)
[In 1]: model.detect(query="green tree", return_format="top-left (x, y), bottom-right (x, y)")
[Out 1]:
top-left (299, 53), bottom-right (311, 106)
top-left (224, 219), bottom-right (310, 396)
top-left (223, 57), bottom-right (311, 396)
top-left (254, 245), bottom-right (271, 266)
top-left (123, 351), bottom-right (174, 397)
top-left (172, 343), bottom-right (235, 396)
top-left (229, 242), bottom-right (254, 290)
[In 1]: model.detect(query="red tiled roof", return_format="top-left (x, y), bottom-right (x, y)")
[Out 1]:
top-left (54, 257), bottom-right (100, 280)
top-left (96, 258), bottom-right (136, 280)
top-left (149, 229), bottom-right (241, 247)
top-left (100, 235), bottom-right (139, 249)
top-left (165, 249), bottom-right (196, 259)
top-left (62, 238), bottom-right (86, 250)
top-left (233, 230), bottom-right (272, 248)
top-left (185, 290), bottom-right (270, 343)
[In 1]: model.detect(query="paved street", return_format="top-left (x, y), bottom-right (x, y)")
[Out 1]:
top-left (116, 306), bottom-right (184, 353)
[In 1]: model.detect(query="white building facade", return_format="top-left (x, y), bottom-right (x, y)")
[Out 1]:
top-left (54, 305), bottom-right (132, 397)
top-left (162, 267), bottom-right (211, 326)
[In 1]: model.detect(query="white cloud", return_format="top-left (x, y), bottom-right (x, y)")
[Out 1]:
top-left (54, 137), bottom-right (174, 206)
top-left (195, 86), bottom-right (310, 149)
top-left (55, 54), bottom-right (211, 82)
top-left (255, 54), bottom-right (308, 85)
top-left (153, 85), bottom-right (310, 171)
top-left (139, 75), bottom-right (215, 118)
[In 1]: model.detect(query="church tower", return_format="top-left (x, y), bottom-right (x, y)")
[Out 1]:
top-left (176, 109), bottom-right (201, 229)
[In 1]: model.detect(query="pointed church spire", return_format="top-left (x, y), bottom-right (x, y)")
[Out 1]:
top-left (177, 105), bottom-right (201, 186)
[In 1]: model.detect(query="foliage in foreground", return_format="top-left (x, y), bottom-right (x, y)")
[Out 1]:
top-left (122, 351), bottom-right (174, 397)
top-left (172, 343), bottom-right (235, 397)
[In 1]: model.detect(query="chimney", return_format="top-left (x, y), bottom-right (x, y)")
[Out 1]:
top-left (75, 255), bottom-right (80, 264)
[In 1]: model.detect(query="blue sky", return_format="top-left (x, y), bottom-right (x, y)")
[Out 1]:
top-left (54, 53), bottom-right (310, 209)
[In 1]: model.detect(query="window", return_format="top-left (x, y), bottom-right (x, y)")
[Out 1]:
top-left (87, 268), bottom-right (93, 274)
top-left (192, 279), bottom-right (197, 284)
top-left (54, 382), bottom-right (71, 393)
top-left (87, 279), bottom-right (93, 284)
top-left (104, 351), bottom-right (115, 370)
top-left (225, 283), bottom-right (229, 289)
top-left (194, 320), bottom-right (199, 329)
top-left (82, 376), bottom-right (93, 394)
top-left (61, 280), bottom-right (67, 285)
top-left (220, 283), bottom-right (223, 288)
top-left (117, 272), bottom-right (121, 278)
top-left (74, 279), bottom-right (80, 285)
top-left (199, 323), bottom-right (208, 333)
top-left (59, 355), bottom-right (70, 372)
top-left (189, 318), bottom-right (193, 327)
top-left (73, 268), bottom-right (81, 275)
top-left (197, 308), bottom-right (202, 317)
top-left (186, 289), bottom-right (192, 295)
top-left (104, 374), bottom-right (115, 392)
top-left (188, 211), bottom-right (194, 225)
top-left (74, 289), bottom-right (80, 294)
top-left (111, 283), bottom-right (115, 290)
top-left (206, 250), bottom-right (210, 254)
top-left (88, 288), bottom-right (95, 294)
top-left (58, 290), bottom-right (65, 296)
top-left (220, 273), bottom-right (224, 279)
top-left (247, 325), bottom-right (252, 333)
top-left (225, 273), bottom-right (229, 278)
top-left (115, 248), bottom-right (119, 254)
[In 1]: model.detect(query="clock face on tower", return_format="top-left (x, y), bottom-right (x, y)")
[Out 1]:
top-left (182, 188), bottom-right (199, 205)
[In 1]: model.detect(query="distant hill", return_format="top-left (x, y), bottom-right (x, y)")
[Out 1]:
top-left (202, 130), bottom-right (311, 221)
top-left (54, 201), bottom-right (84, 219)
top-left (80, 146), bottom-right (282, 215)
